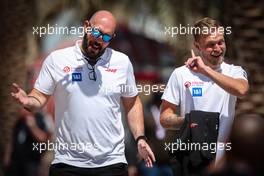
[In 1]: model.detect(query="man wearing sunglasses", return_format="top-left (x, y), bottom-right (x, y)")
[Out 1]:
top-left (11, 10), bottom-right (155, 176)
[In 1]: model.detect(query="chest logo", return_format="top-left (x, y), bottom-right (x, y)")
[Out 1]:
top-left (184, 81), bottom-right (191, 88)
top-left (63, 66), bottom-right (71, 73)
top-left (72, 73), bottom-right (82, 81)
top-left (192, 87), bottom-right (202, 97)
top-left (105, 68), bottom-right (117, 73)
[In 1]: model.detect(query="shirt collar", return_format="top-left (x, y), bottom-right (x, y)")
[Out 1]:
top-left (74, 40), bottom-right (110, 64)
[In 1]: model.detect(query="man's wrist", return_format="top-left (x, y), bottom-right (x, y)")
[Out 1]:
top-left (201, 65), bottom-right (211, 76)
top-left (136, 135), bottom-right (148, 144)
top-left (28, 95), bottom-right (41, 106)
top-left (24, 95), bottom-right (41, 112)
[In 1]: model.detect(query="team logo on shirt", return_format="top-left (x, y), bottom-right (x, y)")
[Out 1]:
top-left (63, 66), bottom-right (71, 73)
top-left (191, 81), bottom-right (204, 86)
top-left (192, 87), bottom-right (202, 97)
top-left (63, 66), bottom-right (83, 73)
top-left (105, 68), bottom-right (117, 73)
top-left (72, 73), bottom-right (82, 81)
top-left (184, 81), bottom-right (204, 88)
top-left (185, 81), bottom-right (204, 96)
top-left (184, 81), bottom-right (191, 88)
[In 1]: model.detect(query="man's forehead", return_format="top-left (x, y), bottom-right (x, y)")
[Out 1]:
top-left (92, 19), bottom-right (110, 28)
top-left (90, 17), bottom-right (116, 34)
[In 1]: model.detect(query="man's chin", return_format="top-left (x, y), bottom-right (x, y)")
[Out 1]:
top-left (211, 55), bottom-right (223, 62)
top-left (87, 49), bottom-right (101, 58)
top-left (206, 56), bottom-right (222, 67)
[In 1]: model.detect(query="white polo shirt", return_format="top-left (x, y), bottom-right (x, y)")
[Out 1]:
top-left (162, 62), bottom-right (247, 160)
top-left (35, 40), bottom-right (138, 168)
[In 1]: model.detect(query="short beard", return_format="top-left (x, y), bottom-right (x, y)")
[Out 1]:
top-left (81, 34), bottom-right (89, 58)
top-left (201, 52), bottom-right (224, 69)
top-left (209, 56), bottom-right (224, 69)
top-left (81, 34), bottom-right (105, 61)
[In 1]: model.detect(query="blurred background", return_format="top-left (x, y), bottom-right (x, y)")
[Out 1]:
top-left (0, 0), bottom-right (263, 176)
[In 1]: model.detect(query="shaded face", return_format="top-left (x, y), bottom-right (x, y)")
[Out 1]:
top-left (195, 31), bottom-right (226, 68)
top-left (83, 20), bottom-right (115, 59)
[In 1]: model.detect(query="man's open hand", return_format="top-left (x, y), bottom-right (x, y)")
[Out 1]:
top-left (137, 139), bottom-right (156, 168)
top-left (11, 83), bottom-right (30, 107)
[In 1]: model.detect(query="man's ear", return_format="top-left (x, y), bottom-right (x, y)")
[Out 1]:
top-left (84, 20), bottom-right (90, 32)
top-left (84, 20), bottom-right (89, 26)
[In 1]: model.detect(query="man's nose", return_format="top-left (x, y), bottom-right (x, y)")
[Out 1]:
top-left (213, 44), bottom-right (221, 51)
top-left (94, 35), bottom-right (104, 43)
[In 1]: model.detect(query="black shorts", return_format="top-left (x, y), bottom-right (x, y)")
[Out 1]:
top-left (49, 162), bottom-right (128, 176)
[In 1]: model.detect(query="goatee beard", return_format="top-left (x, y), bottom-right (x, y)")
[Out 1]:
top-left (81, 34), bottom-right (105, 62)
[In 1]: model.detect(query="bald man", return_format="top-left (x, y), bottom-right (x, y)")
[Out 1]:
top-left (11, 10), bottom-right (155, 176)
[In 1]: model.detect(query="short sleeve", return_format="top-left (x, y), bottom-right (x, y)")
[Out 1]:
top-left (161, 70), bottom-right (180, 105)
top-left (121, 60), bottom-right (138, 97)
top-left (34, 54), bottom-right (56, 95)
top-left (232, 66), bottom-right (248, 81)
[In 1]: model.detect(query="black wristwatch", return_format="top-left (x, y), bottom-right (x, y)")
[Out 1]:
top-left (136, 135), bottom-right (148, 144)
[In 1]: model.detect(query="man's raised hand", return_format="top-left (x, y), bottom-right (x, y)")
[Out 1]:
top-left (11, 83), bottom-right (30, 107)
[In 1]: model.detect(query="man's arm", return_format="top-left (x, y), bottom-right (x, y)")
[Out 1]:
top-left (11, 83), bottom-right (50, 112)
top-left (202, 67), bottom-right (248, 98)
top-left (122, 95), bottom-right (156, 167)
top-left (186, 52), bottom-right (249, 98)
top-left (122, 95), bottom-right (144, 139)
top-left (160, 100), bottom-right (184, 130)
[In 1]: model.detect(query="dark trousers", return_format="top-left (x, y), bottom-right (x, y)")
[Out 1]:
top-left (49, 162), bottom-right (128, 176)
